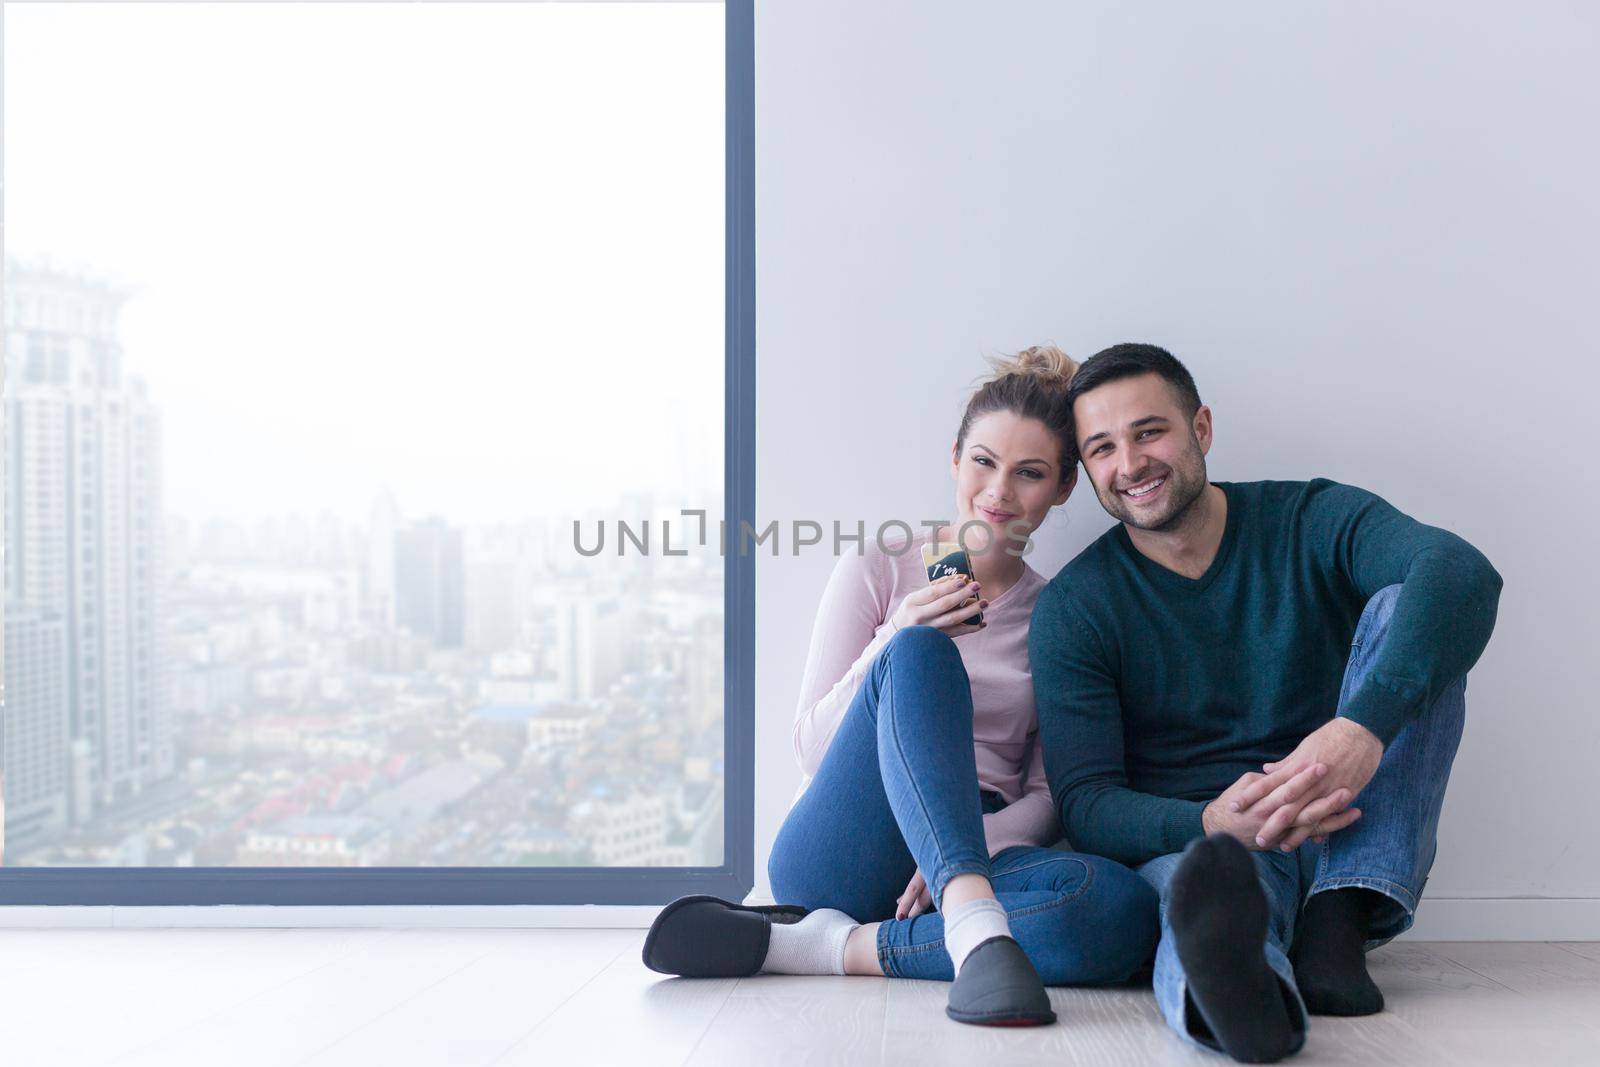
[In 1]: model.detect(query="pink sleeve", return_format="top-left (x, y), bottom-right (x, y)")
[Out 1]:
top-left (980, 735), bottom-right (1063, 855)
top-left (793, 548), bottom-right (899, 778)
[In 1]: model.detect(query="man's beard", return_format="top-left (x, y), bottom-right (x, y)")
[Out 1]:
top-left (1095, 441), bottom-right (1208, 532)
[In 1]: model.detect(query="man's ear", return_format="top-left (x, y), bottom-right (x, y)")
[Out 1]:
top-left (1192, 405), bottom-right (1214, 456)
top-left (1053, 466), bottom-right (1078, 506)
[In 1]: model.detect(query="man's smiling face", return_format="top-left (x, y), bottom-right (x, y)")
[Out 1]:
top-left (1072, 372), bottom-right (1213, 531)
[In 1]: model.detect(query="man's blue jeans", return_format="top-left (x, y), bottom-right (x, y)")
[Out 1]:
top-left (1138, 584), bottom-right (1469, 1056)
top-left (768, 625), bottom-right (1159, 984)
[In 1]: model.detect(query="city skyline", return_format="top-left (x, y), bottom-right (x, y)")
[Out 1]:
top-left (3, 2), bottom-right (728, 869)
top-left (4, 258), bottom-right (727, 868)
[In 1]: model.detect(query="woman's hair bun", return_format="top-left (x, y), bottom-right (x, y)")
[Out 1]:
top-left (978, 343), bottom-right (1078, 392)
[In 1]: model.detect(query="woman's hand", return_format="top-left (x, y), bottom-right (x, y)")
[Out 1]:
top-left (892, 574), bottom-right (987, 638)
top-left (896, 869), bottom-right (933, 919)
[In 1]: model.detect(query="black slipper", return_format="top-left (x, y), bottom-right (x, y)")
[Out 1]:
top-left (944, 936), bottom-right (1057, 1027)
top-left (642, 895), bottom-right (810, 977)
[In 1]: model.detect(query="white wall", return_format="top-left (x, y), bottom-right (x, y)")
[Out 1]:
top-left (753, 0), bottom-right (1600, 935)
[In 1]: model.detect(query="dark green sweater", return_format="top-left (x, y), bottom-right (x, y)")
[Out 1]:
top-left (1029, 479), bottom-right (1502, 867)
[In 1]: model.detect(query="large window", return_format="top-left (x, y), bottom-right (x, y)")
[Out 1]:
top-left (1, 0), bottom-right (755, 904)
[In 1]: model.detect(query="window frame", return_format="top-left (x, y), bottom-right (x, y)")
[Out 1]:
top-left (0, 0), bottom-right (756, 907)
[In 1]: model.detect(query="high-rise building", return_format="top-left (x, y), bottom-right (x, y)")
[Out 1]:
top-left (4, 260), bottom-right (171, 827)
top-left (465, 557), bottom-right (520, 653)
top-left (363, 486), bottom-right (401, 626)
top-left (393, 516), bottom-right (465, 648)
top-left (554, 589), bottom-right (624, 703)
top-left (2, 605), bottom-right (71, 850)
top-left (686, 612), bottom-right (723, 734)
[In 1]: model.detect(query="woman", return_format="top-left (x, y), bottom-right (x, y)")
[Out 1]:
top-left (643, 346), bottom-right (1159, 1026)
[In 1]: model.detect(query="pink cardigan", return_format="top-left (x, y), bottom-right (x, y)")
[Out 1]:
top-left (791, 531), bottom-right (1062, 856)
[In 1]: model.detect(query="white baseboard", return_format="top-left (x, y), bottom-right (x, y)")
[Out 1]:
top-left (1, 898), bottom-right (1596, 939)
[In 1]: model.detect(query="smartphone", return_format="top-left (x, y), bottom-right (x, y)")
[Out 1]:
top-left (921, 541), bottom-right (983, 626)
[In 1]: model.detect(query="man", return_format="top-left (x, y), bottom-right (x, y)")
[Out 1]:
top-left (1030, 343), bottom-right (1502, 1062)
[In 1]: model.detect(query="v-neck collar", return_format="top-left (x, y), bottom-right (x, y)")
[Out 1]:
top-left (981, 563), bottom-right (1040, 610)
top-left (1113, 482), bottom-right (1241, 594)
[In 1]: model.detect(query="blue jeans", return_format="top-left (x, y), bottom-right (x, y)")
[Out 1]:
top-left (769, 625), bottom-right (1159, 984)
top-left (1138, 584), bottom-right (1468, 1056)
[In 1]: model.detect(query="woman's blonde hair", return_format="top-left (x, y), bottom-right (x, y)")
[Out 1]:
top-left (955, 344), bottom-right (1081, 480)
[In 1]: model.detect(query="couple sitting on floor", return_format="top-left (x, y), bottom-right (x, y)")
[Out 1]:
top-left (642, 342), bottom-right (1502, 1063)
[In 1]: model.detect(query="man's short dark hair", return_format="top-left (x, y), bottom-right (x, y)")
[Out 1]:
top-left (1066, 343), bottom-right (1202, 419)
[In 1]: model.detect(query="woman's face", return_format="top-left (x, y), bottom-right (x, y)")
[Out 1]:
top-left (949, 411), bottom-right (1076, 555)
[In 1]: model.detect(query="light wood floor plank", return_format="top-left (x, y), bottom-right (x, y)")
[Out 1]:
top-left (1556, 941), bottom-right (1600, 965)
top-left (108, 929), bottom-right (496, 1066)
top-left (302, 930), bottom-right (639, 1066)
top-left (686, 974), bottom-right (887, 1067)
top-left (881, 977), bottom-right (1210, 1067)
top-left (495, 933), bottom-right (738, 1067)
top-left (0, 929), bottom-right (393, 1066)
top-left (1307, 943), bottom-right (1597, 1066)
top-left (1428, 941), bottom-right (1600, 1033)
top-left (0, 934), bottom-right (1595, 1065)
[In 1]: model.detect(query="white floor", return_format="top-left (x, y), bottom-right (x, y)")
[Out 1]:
top-left (1, 930), bottom-right (1597, 1066)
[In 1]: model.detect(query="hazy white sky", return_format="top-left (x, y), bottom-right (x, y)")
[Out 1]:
top-left (5, 1), bottom-right (724, 526)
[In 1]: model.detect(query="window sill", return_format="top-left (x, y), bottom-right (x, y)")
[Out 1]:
top-left (0, 904), bottom-right (669, 928)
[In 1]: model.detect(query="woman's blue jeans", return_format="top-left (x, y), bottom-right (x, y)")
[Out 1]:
top-left (768, 625), bottom-right (1159, 984)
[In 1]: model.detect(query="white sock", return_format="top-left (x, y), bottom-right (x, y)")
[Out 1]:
top-left (942, 897), bottom-right (1011, 975)
top-left (761, 908), bottom-right (860, 975)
